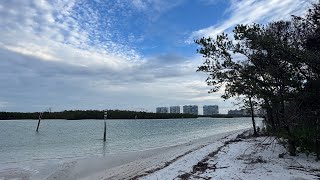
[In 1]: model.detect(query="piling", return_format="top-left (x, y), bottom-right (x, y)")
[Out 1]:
top-left (36, 112), bottom-right (42, 132)
top-left (103, 111), bottom-right (107, 142)
top-left (103, 120), bottom-right (106, 142)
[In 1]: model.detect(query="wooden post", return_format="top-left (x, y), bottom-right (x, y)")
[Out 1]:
top-left (103, 121), bottom-right (106, 142)
top-left (36, 112), bottom-right (43, 132)
top-left (103, 111), bottom-right (107, 142)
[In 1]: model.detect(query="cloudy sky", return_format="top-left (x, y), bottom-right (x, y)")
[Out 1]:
top-left (0, 0), bottom-right (315, 113)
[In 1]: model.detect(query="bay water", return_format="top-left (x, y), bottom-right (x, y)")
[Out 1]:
top-left (0, 118), bottom-right (261, 178)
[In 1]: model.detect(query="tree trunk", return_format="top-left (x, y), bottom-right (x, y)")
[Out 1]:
top-left (316, 117), bottom-right (320, 160)
top-left (286, 124), bottom-right (296, 156)
top-left (265, 100), bottom-right (276, 132)
top-left (288, 139), bottom-right (297, 156)
top-left (316, 139), bottom-right (320, 160)
top-left (249, 97), bottom-right (257, 136)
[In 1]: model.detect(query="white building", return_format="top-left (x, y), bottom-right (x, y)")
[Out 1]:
top-left (156, 107), bottom-right (168, 113)
top-left (170, 106), bottom-right (180, 114)
top-left (183, 105), bottom-right (198, 115)
top-left (203, 105), bottom-right (219, 115)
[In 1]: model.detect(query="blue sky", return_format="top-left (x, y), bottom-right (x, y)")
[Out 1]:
top-left (0, 0), bottom-right (315, 113)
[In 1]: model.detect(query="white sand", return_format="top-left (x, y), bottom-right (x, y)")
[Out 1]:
top-left (11, 127), bottom-right (318, 180)
top-left (143, 134), bottom-right (320, 180)
top-left (7, 125), bottom-right (318, 180)
top-left (45, 129), bottom-right (246, 180)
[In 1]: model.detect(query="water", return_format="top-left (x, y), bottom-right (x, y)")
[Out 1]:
top-left (0, 118), bottom-right (260, 178)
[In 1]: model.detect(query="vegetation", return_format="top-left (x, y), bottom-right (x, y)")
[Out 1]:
top-left (0, 110), bottom-right (249, 120)
top-left (196, 2), bottom-right (320, 158)
top-left (198, 114), bottom-right (246, 118)
top-left (0, 110), bottom-right (198, 120)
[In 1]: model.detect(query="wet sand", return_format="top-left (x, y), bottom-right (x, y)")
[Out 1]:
top-left (45, 129), bottom-right (247, 180)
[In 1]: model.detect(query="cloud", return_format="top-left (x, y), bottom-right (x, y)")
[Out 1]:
top-left (138, 54), bottom-right (196, 80)
top-left (0, 101), bottom-right (10, 109)
top-left (0, 0), bottom-right (143, 63)
top-left (131, 0), bottom-right (185, 18)
top-left (0, 0), bottom-right (149, 80)
top-left (0, 45), bottom-right (230, 112)
top-left (190, 0), bottom-right (316, 40)
top-left (0, 0), bottom-right (245, 113)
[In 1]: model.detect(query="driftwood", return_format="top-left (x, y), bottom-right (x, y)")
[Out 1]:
top-left (288, 166), bottom-right (320, 178)
top-left (177, 170), bottom-right (211, 180)
top-left (176, 162), bottom-right (230, 180)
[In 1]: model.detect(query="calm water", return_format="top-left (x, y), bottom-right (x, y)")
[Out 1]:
top-left (0, 118), bottom-right (260, 176)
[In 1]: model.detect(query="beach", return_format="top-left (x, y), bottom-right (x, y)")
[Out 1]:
top-left (2, 119), bottom-right (318, 180)
top-left (46, 130), bottom-right (246, 180)
top-left (46, 129), bottom-right (320, 180)
top-left (142, 132), bottom-right (320, 180)
top-left (0, 118), bottom-right (257, 180)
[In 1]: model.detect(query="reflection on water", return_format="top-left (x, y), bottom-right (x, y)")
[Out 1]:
top-left (102, 141), bottom-right (107, 156)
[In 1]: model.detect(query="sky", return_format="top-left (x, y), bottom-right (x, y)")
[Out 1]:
top-left (0, 0), bottom-right (315, 114)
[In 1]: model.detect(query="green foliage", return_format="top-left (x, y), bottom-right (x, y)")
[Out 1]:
top-left (196, 2), bottom-right (320, 157)
top-left (0, 110), bottom-right (197, 120)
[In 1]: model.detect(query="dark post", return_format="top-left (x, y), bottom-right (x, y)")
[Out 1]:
top-left (103, 111), bottom-right (107, 142)
top-left (36, 112), bottom-right (42, 132)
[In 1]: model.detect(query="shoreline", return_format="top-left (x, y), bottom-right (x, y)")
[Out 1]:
top-left (0, 116), bottom-right (255, 121)
top-left (45, 129), bottom-right (248, 180)
top-left (0, 118), bottom-right (258, 180)
top-left (2, 125), bottom-right (318, 180)
top-left (142, 132), bottom-right (320, 180)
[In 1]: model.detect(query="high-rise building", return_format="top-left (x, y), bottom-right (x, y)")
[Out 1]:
top-left (170, 106), bottom-right (180, 114)
top-left (203, 105), bottom-right (219, 115)
top-left (156, 107), bottom-right (168, 113)
top-left (183, 105), bottom-right (198, 115)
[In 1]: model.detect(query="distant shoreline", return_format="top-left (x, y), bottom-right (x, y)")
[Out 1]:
top-left (0, 116), bottom-right (254, 120)
top-left (0, 110), bottom-right (255, 120)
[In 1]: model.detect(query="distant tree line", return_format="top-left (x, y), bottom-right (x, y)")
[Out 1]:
top-left (196, 2), bottom-right (320, 159)
top-left (0, 110), bottom-right (198, 120)
top-left (198, 114), bottom-right (247, 118)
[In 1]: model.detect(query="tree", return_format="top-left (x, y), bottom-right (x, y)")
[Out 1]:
top-left (195, 31), bottom-right (261, 135)
top-left (196, 2), bottom-right (320, 157)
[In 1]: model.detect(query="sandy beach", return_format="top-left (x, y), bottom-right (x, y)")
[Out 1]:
top-left (142, 132), bottom-right (320, 180)
top-left (45, 129), bottom-right (246, 180)
top-left (3, 128), bottom-right (318, 180)
top-left (0, 118), bottom-right (257, 180)
top-left (49, 130), bottom-right (320, 180)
